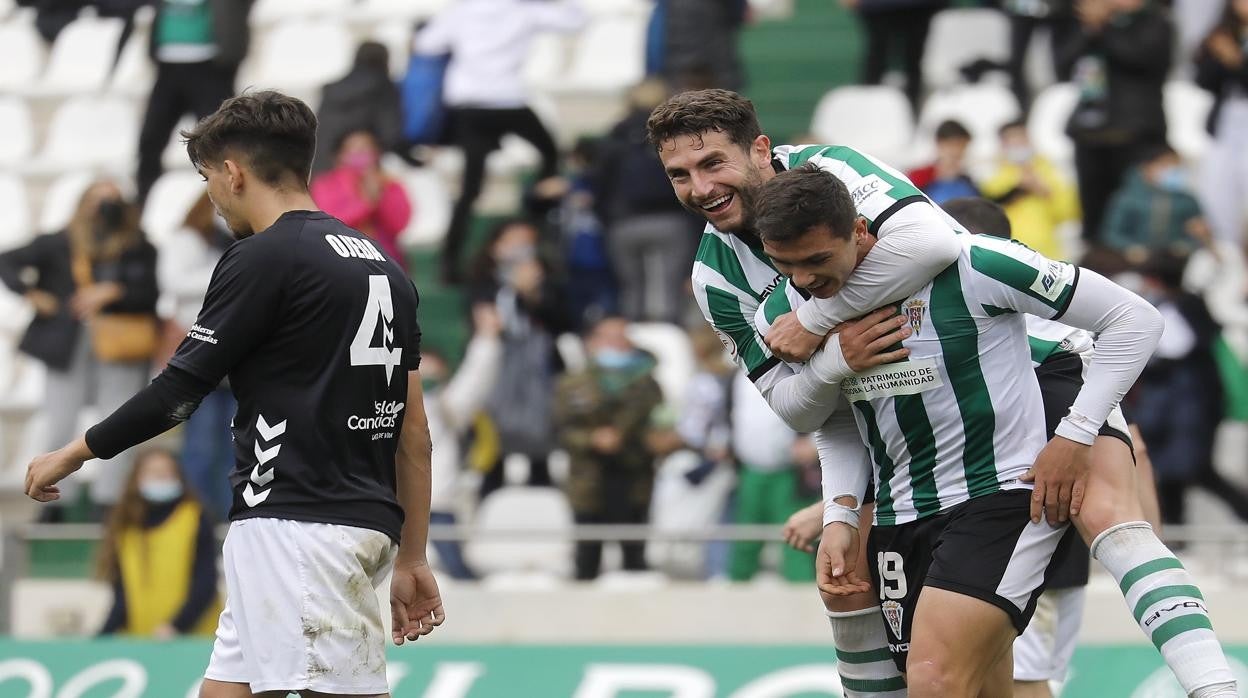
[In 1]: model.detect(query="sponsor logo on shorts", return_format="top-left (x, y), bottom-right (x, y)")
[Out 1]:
top-left (842, 357), bottom-right (944, 403)
top-left (882, 600), bottom-right (905, 640)
top-left (888, 641), bottom-right (911, 653)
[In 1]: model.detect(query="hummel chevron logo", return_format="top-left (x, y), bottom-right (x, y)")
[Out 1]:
top-left (243, 413), bottom-right (286, 508)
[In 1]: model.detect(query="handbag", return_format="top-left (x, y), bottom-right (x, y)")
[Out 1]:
top-left (71, 254), bottom-right (158, 363)
top-left (400, 52), bottom-right (451, 145)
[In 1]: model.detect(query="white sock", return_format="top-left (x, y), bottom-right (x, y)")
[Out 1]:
top-left (827, 607), bottom-right (907, 697)
top-left (1092, 522), bottom-right (1237, 697)
top-left (1190, 681), bottom-right (1240, 698)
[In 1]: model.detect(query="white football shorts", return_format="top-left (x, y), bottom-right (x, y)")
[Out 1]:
top-left (1013, 586), bottom-right (1087, 683)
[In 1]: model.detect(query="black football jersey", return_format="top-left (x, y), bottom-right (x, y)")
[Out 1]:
top-left (168, 211), bottom-right (421, 541)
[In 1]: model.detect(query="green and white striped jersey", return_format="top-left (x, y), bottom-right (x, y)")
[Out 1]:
top-left (691, 144), bottom-right (954, 387)
top-left (1026, 316), bottom-right (1092, 367)
top-left (757, 234), bottom-right (1083, 525)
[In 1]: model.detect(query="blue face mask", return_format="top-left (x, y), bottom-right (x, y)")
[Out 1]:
top-left (593, 348), bottom-right (637, 371)
top-left (140, 480), bottom-right (183, 504)
top-left (1157, 167), bottom-right (1188, 193)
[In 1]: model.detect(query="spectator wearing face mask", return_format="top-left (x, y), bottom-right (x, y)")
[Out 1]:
top-left (980, 119), bottom-right (1080, 260)
top-left (96, 448), bottom-right (223, 637)
top-left (906, 120), bottom-right (981, 205)
top-left (311, 129), bottom-right (413, 270)
top-left (0, 179), bottom-right (159, 521)
top-left (554, 316), bottom-right (664, 580)
top-left (1101, 145), bottom-right (1212, 265)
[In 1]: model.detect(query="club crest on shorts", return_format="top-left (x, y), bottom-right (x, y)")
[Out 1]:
top-left (903, 299), bottom-right (926, 335)
top-left (882, 600), bottom-right (905, 639)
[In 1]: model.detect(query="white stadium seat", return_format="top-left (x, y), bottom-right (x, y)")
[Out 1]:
top-left (161, 116), bottom-right (199, 172)
top-left (30, 16), bottom-right (125, 96)
top-left (241, 19), bottom-right (354, 98)
top-left (465, 487), bottom-right (574, 577)
top-left (626, 322), bottom-right (696, 411)
top-left (250, 0), bottom-right (351, 24)
top-left (923, 8), bottom-right (1010, 90)
top-left (916, 83), bottom-right (1021, 167)
top-left (141, 171), bottom-right (206, 248)
top-left (31, 97), bottom-right (138, 174)
top-left (398, 167), bottom-right (452, 248)
top-left (0, 176), bottom-right (32, 251)
top-left (523, 34), bottom-right (572, 91)
top-left (578, 0), bottom-right (650, 16)
top-left (0, 20), bottom-right (45, 93)
top-left (563, 15), bottom-right (647, 92)
top-left (809, 85), bottom-right (914, 169)
top-left (1165, 80), bottom-right (1214, 164)
top-left (354, 0), bottom-right (450, 23)
top-left (108, 21), bottom-right (154, 97)
top-left (0, 97), bottom-right (34, 169)
top-left (1028, 82), bottom-right (1078, 166)
top-left (38, 171), bottom-right (95, 233)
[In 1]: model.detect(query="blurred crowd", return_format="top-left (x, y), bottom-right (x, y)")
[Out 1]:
top-left (2, 0), bottom-right (1248, 636)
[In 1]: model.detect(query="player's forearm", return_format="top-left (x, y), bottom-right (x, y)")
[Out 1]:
top-left (796, 203), bottom-right (961, 334)
top-left (756, 348), bottom-right (855, 433)
top-left (1055, 271), bottom-right (1165, 444)
top-left (395, 377), bottom-right (435, 566)
top-left (84, 366), bottom-right (215, 459)
top-left (814, 406), bottom-right (872, 528)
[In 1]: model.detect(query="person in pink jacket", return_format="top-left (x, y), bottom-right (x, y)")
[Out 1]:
top-left (311, 129), bottom-right (413, 269)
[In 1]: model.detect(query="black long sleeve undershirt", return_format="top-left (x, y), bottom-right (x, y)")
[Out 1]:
top-left (85, 365), bottom-right (218, 460)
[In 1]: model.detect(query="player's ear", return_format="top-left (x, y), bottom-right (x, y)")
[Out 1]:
top-left (751, 134), bottom-right (772, 168)
top-left (223, 159), bottom-right (244, 194)
top-left (854, 216), bottom-right (869, 242)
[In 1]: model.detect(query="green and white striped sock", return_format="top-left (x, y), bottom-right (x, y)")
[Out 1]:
top-left (1092, 522), bottom-right (1237, 697)
top-left (828, 607), bottom-right (907, 697)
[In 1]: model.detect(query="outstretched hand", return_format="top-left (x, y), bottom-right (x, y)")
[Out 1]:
top-left (390, 561), bottom-right (446, 645)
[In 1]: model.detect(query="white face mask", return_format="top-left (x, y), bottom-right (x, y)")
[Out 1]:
top-left (1004, 145), bottom-right (1033, 165)
top-left (139, 479), bottom-right (184, 504)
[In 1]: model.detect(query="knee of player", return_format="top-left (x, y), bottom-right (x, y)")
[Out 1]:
top-left (905, 655), bottom-right (971, 697)
top-left (1072, 493), bottom-right (1136, 541)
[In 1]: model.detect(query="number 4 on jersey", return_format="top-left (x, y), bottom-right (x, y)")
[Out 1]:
top-left (351, 275), bottom-right (403, 386)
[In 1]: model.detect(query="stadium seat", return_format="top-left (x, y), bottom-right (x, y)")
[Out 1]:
top-left (0, 97), bottom-right (34, 169)
top-left (250, 0), bottom-right (352, 24)
top-left (915, 83), bottom-right (1021, 168)
top-left (0, 176), bottom-right (32, 251)
top-left (141, 171), bottom-right (206, 247)
top-left (240, 19), bottom-right (354, 100)
top-left (563, 15), bottom-right (647, 92)
top-left (523, 34), bottom-right (572, 91)
top-left (578, 0), bottom-right (651, 16)
top-left (38, 171), bottom-right (96, 233)
top-left (1028, 82), bottom-right (1078, 167)
top-left (1165, 80), bottom-right (1214, 164)
top-left (354, 0), bottom-right (449, 23)
top-left (0, 19), bottom-right (45, 93)
top-left (923, 8), bottom-right (1011, 90)
top-left (30, 97), bottom-right (138, 174)
top-left (107, 20), bottom-right (154, 97)
top-left (30, 16), bottom-right (125, 96)
top-left (809, 85), bottom-right (914, 169)
top-left (161, 116), bottom-right (199, 172)
top-left (397, 167), bottom-right (452, 248)
top-left (464, 486), bottom-right (574, 577)
top-left (626, 322), bottom-right (696, 411)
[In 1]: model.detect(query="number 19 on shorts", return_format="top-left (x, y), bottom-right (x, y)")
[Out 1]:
top-left (877, 551), bottom-right (907, 601)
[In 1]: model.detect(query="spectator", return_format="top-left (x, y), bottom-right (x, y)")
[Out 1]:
top-left (548, 137), bottom-right (617, 330)
top-left (727, 371), bottom-right (815, 582)
top-left (1131, 253), bottom-right (1248, 525)
top-left (0, 180), bottom-right (158, 520)
top-left (310, 129), bottom-right (413, 270)
top-left (470, 219), bottom-right (570, 498)
top-left (1195, 0), bottom-right (1248, 244)
top-left (424, 303), bottom-right (504, 580)
top-left (1004, 0), bottom-right (1079, 109)
top-left (136, 0), bottom-right (253, 205)
top-left (1059, 0), bottom-right (1172, 241)
top-left (313, 41), bottom-right (406, 176)
top-left (595, 80), bottom-right (699, 324)
top-left (415, 0), bottom-right (586, 283)
top-left (157, 191), bottom-right (234, 521)
top-left (660, 0), bottom-right (749, 91)
top-left (844, 0), bottom-right (949, 110)
top-left (1101, 145), bottom-right (1210, 265)
top-left (96, 448), bottom-right (222, 637)
top-left (907, 120), bottom-right (981, 204)
top-left (979, 119), bottom-right (1080, 259)
top-left (554, 316), bottom-right (664, 580)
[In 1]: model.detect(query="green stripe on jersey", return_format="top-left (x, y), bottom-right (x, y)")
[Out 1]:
top-left (894, 394), bottom-right (941, 516)
top-left (970, 245), bottom-right (1074, 312)
top-left (1029, 336), bottom-right (1063, 365)
top-left (762, 279), bottom-right (794, 326)
top-left (787, 145), bottom-right (924, 201)
top-left (705, 286), bottom-right (768, 373)
top-left (983, 304), bottom-right (1015, 317)
top-left (929, 264), bottom-right (1000, 498)
top-left (1120, 557), bottom-right (1186, 596)
top-left (698, 235), bottom-right (762, 302)
top-left (855, 400), bottom-right (898, 525)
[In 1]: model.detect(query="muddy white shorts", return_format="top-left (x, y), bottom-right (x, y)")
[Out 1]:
top-left (1013, 586), bottom-right (1087, 683)
top-left (204, 518), bottom-right (398, 695)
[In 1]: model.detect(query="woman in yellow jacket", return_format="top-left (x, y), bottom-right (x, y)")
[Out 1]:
top-left (96, 448), bottom-right (222, 637)
top-left (979, 119), bottom-right (1081, 260)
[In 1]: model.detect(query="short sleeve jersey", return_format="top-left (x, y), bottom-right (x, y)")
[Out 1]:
top-left (757, 234), bottom-right (1081, 525)
top-left (168, 211), bottom-right (422, 542)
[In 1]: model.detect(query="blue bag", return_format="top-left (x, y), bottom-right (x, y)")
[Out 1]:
top-left (401, 52), bottom-right (450, 145)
